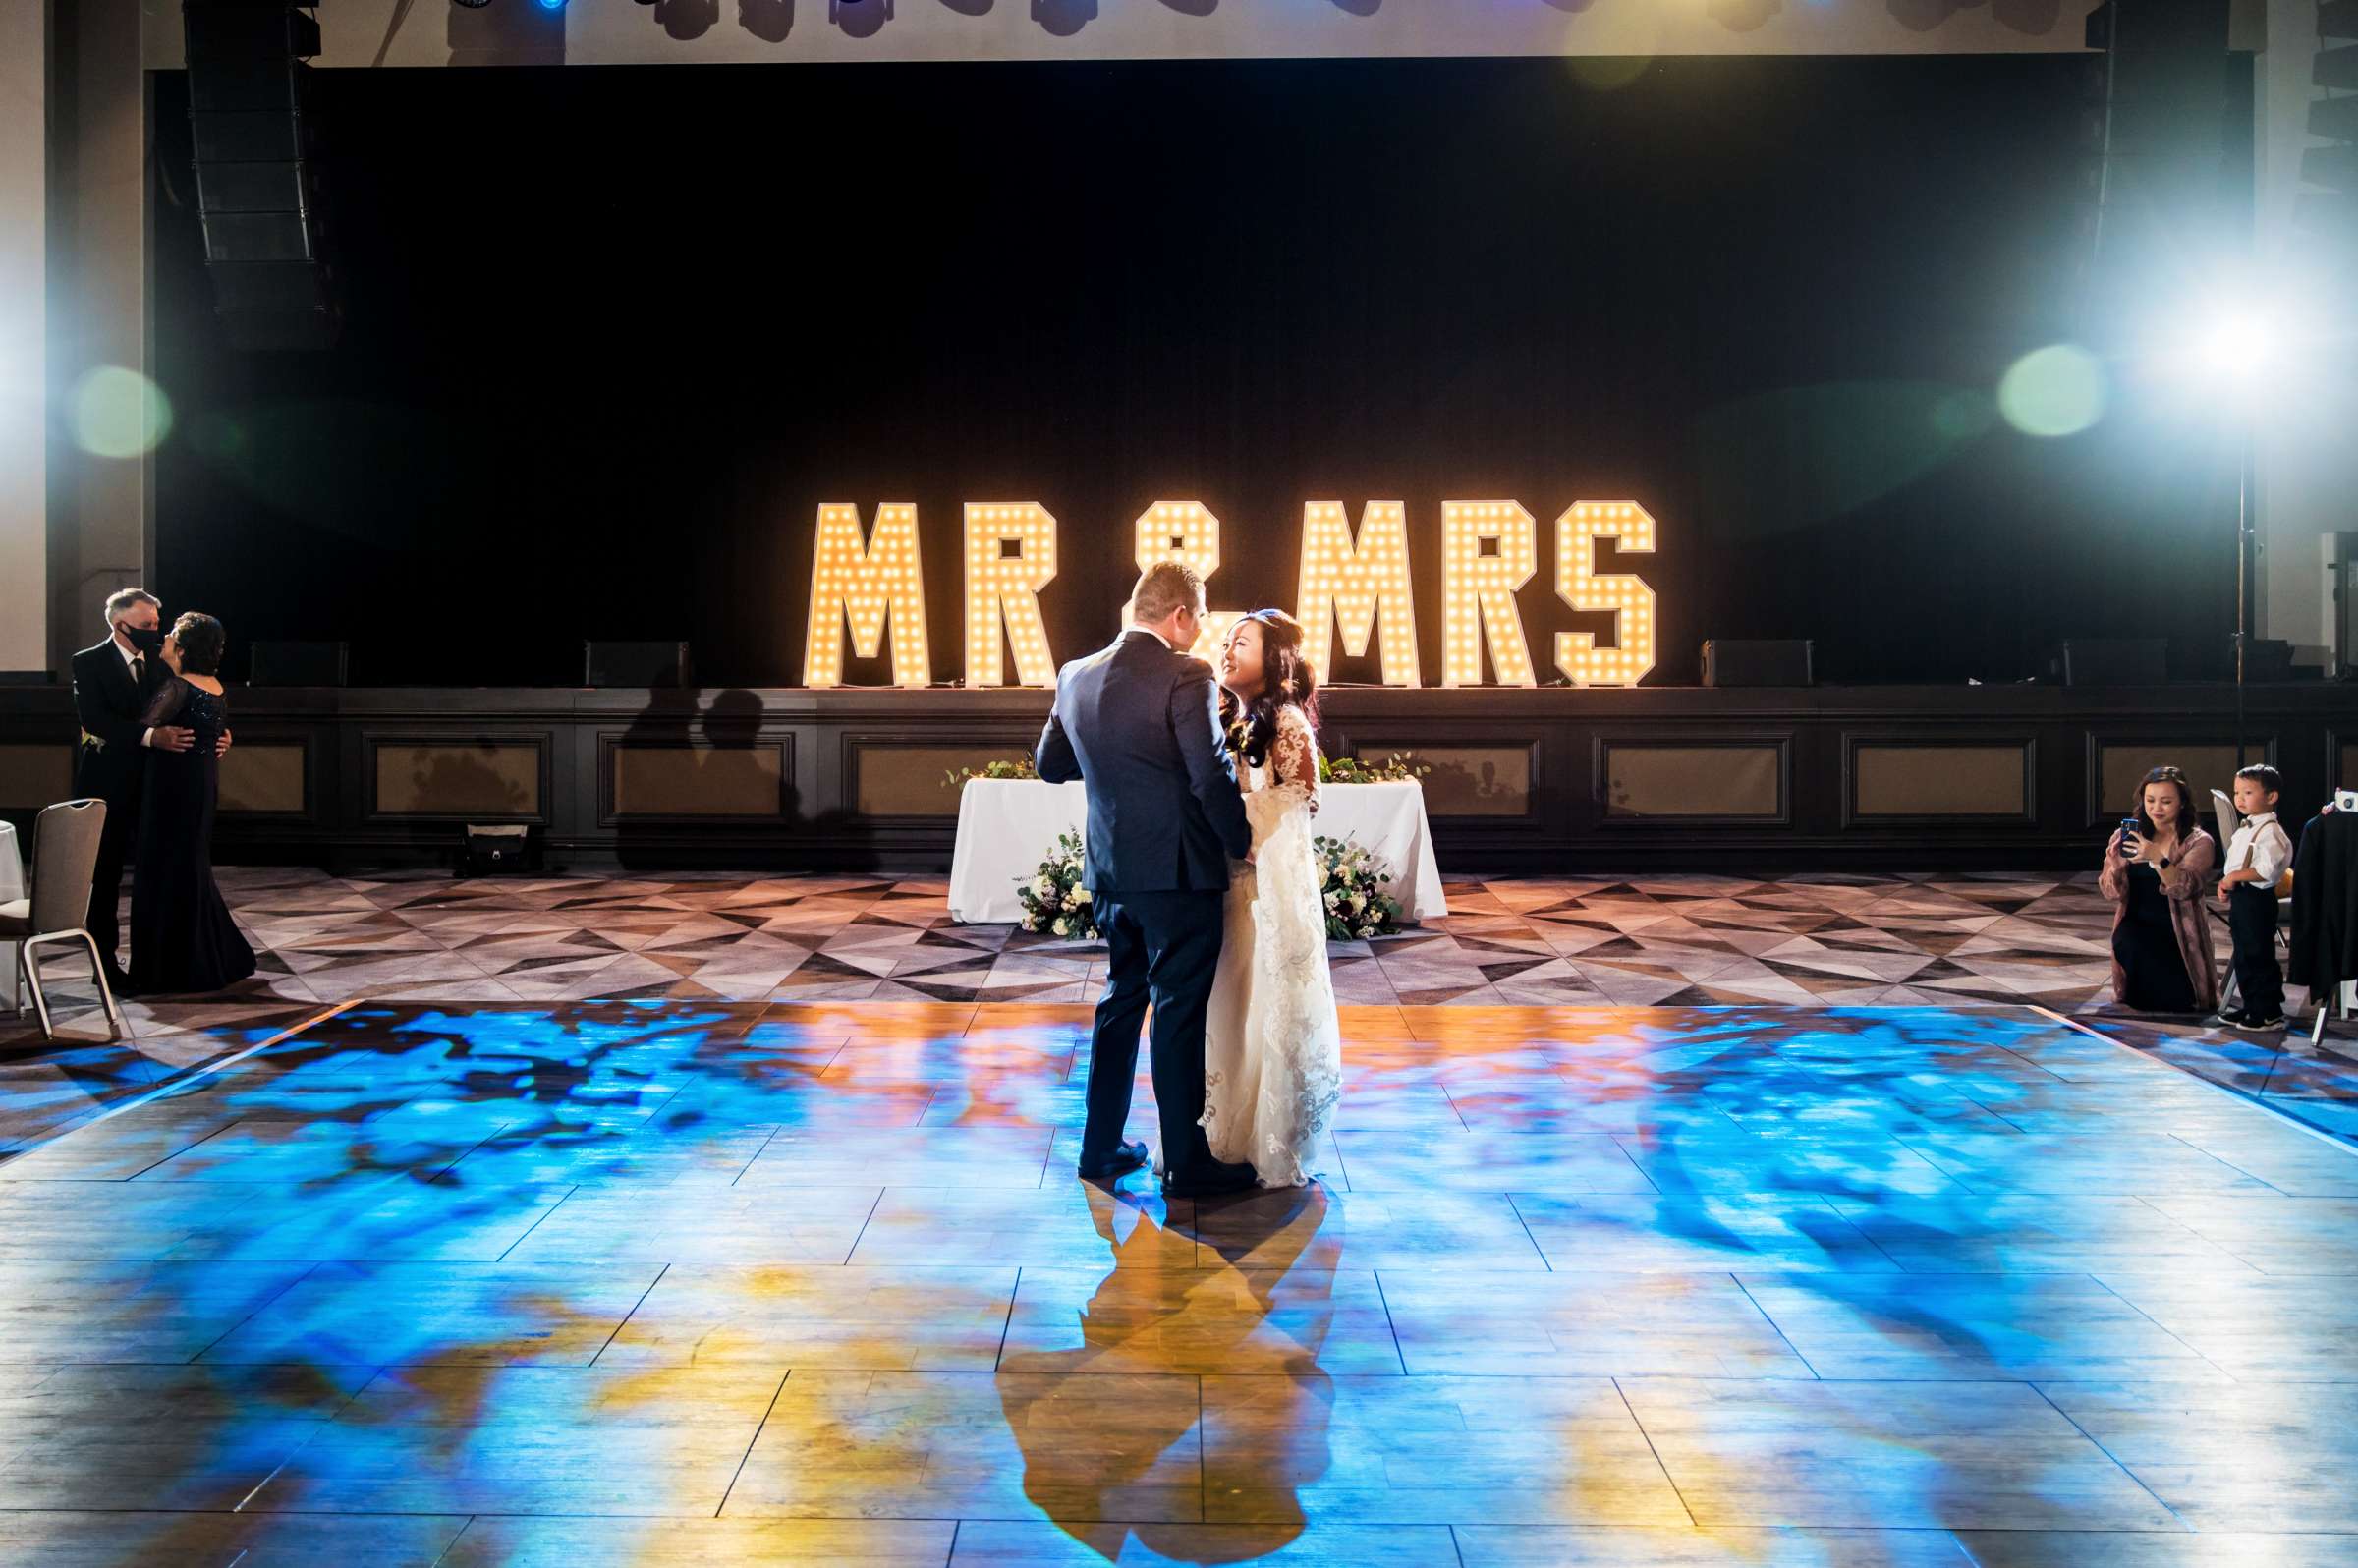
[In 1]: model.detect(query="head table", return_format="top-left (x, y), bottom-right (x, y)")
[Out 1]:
top-left (947, 777), bottom-right (1448, 926)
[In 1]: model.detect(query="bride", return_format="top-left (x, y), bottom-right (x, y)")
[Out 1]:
top-left (1202, 609), bottom-right (1344, 1188)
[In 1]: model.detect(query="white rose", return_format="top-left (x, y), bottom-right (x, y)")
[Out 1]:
top-left (1324, 892), bottom-right (1341, 909)
top-left (1074, 886), bottom-right (1092, 905)
top-left (1348, 893), bottom-right (1366, 913)
top-left (1052, 918), bottom-right (1070, 936)
top-left (1033, 875), bottom-right (1055, 899)
top-left (1358, 924), bottom-right (1376, 938)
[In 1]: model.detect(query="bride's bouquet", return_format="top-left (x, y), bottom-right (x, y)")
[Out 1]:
top-left (1016, 829), bottom-right (1100, 939)
top-left (1315, 835), bottom-right (1405, 941)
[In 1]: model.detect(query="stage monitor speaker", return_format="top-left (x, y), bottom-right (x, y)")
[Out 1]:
top-left (183, 0), bottom-right (340, 351)
top-left (2243, 638), bottom-right (2296, 683)
top-left (2061, 638), bottom-right (2168, 686)
top-left (249, 640), bottom-right (348, 687)
top-left (585, 641), bottom-right (695, 689)
top-left (1702, 640), bottom-right (1814, 688)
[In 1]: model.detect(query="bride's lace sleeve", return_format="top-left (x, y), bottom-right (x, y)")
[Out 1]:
top-left (1269, 705), bottom-right (1321, 817)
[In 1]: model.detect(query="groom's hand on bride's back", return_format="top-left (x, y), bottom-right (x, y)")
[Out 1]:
top-left (148, 726), bottom-right (196, 754)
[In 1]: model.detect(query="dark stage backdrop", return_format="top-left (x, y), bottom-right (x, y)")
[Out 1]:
top-left (149, 55), bottom-right (2243, 689)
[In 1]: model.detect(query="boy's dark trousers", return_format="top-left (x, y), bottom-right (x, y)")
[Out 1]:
top-left (2227, 883), bottom-right (2284, 1019)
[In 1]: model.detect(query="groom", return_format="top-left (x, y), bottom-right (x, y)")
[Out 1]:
top-left (1036, 562), bottom-right (1259, 1198)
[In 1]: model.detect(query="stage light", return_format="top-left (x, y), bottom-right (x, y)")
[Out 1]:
top-left (71, 366), bottom-right (172, 460)
top-left (1556, 501), bottom-right (1658, 688)
top-left (1996, 343), bottom-right (2106, 438)
top-left (2194, 311), bottom-right (2278, 383)
top-left (964, 503), bottom-right (1058, 688)
top-left (535, 0), bottom-right (566, 11)
top-left (804, 502), bottom-right (931, 687)
top-left (1296, 500), bottom-right (1420, 687)
top-left (1441, 500), bottom-right (1539, 688)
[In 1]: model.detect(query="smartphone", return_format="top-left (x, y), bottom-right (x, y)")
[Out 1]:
top-left (2117, 816), bottom-right (2140, 855)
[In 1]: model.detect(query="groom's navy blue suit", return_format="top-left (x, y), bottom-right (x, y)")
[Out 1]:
top-left (1037, 628), bottom-right (1255, 1183)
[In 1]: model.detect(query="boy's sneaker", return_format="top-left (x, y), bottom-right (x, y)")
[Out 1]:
top-left (2209, 1008), bottom-right (2249, 1030)
top-left (2235, 1012), bottom-right (2288, 1032)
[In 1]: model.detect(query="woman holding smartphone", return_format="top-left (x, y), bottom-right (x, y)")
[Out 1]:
top-left (2098, 764), bottom-right (2218, 1014)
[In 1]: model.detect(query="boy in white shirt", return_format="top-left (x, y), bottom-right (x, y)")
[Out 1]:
top-left (2214, 763), bottom-right (2293, 1031)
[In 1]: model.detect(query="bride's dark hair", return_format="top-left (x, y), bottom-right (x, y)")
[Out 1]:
top-left (1218, 608), bottom-right (1319, 770)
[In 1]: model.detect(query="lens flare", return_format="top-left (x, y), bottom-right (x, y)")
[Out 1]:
top-left (72, 366), bottom-right (173, 459)
top-left (1996, 345), bottom-right (2106, 438)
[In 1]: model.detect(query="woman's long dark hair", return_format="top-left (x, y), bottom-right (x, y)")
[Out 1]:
top-left (1218, 609), bottom-right (1320, 771)
top-left (2132, 764), bottom-right (2203, 844)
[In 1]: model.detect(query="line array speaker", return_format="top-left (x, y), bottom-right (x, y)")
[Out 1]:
top-left (183, 0), bottom-right (341, 351)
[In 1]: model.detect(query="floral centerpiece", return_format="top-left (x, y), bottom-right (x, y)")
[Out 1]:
top-left (1319, 752), bottom-right (1430, 786)
top-left (1316, 834), bottom-right (1405, 940)
top-left (1016, 828), bottom-right (1099, 939)
top-left (945, 753), bottom-right (1040, 789)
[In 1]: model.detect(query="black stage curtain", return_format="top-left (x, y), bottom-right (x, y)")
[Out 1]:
top-left (149, 55), bottom-right (2243, 688)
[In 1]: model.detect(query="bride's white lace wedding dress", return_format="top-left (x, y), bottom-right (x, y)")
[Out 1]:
top-left (1201, 702), bottom-right (1344, 1188)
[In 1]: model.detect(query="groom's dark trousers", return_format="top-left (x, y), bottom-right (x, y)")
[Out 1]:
top-left (1036, 628), bottom-right (1255, 1183)
top-left (1087, 890), bottom-right (1224, 1179)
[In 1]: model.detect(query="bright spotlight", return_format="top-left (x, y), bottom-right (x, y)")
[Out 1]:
top-left (536, 0), bottom-right (566, 10)
top-left (2195, 311), bottom-right (2277, 381)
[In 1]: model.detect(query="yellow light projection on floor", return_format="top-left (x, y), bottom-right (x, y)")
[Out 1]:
top-left (964, 503), bottom-right (1059, 688)
top-left (804, 502), bottom-right (932, 688)
top-left (1441, 500), bottom-right (1539, 689)
top-left (1295, 500), bottom-right (1420, 687)
top-left (1555, 500), bottom-right (1658, 688)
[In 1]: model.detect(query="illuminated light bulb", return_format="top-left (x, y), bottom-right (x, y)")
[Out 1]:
top-left (1440, 500), bottom-right (1538, 688)
top-left (1553, 499), bottom-right (1659, 689)
top-left (1295, 500), bottom-right (1420, 686)
top-left (805, 502), bottom-right (931, 687)
top-left (1134, 502), bottom-right (1235, 656)
top-left (964, 502), bottom-right (1060, 687)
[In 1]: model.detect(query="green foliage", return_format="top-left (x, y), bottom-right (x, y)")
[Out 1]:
top-left (1016, 828), bottom-right (1100, 939)
top-left (1319, 752), bottom-right (1431, 786)
top-left (1315, 835), bottom-right (1406, 941)
top-left (945, 754), bottom-right (1040, 788)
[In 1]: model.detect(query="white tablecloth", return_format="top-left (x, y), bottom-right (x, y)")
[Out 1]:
top-left (948, 778), bottom-right (1447, 925)
top-left (0, 821), bottom-right (21, 1011)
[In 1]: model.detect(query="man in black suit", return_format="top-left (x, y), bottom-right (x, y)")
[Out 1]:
top-left (70, 588), bottom-right (198, 990)
top-left (1037, 562), bottom-right (1259, 1198)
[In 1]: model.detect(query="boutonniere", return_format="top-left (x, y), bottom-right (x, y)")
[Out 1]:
top-left (80, 728), bottom-right (105, 751)
top-left (1224, 719), bottom-right (1250, 756)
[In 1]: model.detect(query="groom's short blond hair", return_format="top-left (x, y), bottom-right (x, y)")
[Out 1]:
top-left (1131, 562), bottom-right (1204, 625)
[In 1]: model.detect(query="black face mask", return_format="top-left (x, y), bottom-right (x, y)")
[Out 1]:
top-left (121, 625), bottom-right (167, 653)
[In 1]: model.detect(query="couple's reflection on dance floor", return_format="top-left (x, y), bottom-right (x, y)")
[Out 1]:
top-left (998, 1180), bottom-right (1338, 1563)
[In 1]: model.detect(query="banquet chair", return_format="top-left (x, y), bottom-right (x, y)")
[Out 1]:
top-left (0, 799), bottom-right (122, 1042)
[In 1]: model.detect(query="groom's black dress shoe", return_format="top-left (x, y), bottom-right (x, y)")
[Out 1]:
top-left (1078, 1141), bottom-right (1151, 1182)
top-left (1162, 1159), bottom-right (1259, 1200)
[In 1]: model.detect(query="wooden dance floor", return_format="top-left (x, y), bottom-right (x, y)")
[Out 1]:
top-left (3, 879), bottom-right (2358, 1563)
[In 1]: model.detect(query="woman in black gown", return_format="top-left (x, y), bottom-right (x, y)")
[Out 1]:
top-left (130, 612), bottom-right (256, 995)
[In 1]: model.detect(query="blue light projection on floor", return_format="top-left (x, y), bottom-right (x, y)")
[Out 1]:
top-left (2, 999), bottom-right (2355, 1565)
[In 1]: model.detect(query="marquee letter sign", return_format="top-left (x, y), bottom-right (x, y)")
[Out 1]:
top-left (804, 501), bottom-right (931, 688)
top-left (1441, 500), bottom-right (1539, 689)
top-left (1555, 501), bottom-right (1657, 687)
top-left (1135, 500), bottom-right (1241, 658)
top-left (964, 503), bottom-right (1058, 688)
top-left (791, 492), bottom-right (1662, 691)
top-left (1296, 499), bottom-right (1420, 687)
